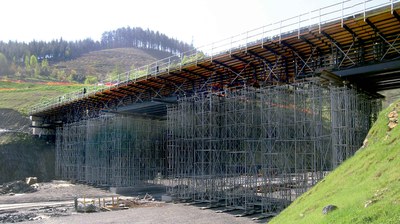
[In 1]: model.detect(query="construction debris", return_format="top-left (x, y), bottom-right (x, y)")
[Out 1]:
top-left (25, 177), bottom-right (38, 185)
top-left (74, 194), bottom-right (161, 213)
top-left (0, 212), bottom-right (39, 223)
top-left (0, 180), bottom-right (37, 195)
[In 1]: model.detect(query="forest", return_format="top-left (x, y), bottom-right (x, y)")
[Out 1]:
top-left (0, 27), bottom-right (194, 82)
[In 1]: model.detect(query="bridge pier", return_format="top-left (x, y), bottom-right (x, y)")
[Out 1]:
top-left (30, 115), bottom-right (55, 138)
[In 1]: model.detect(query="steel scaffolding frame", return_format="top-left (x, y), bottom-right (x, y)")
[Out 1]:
top-left (56, 114), bottom-right (166, 187)
top-left (330, 86), bottom-right (381, 167)
top-left (55, 80), bottom-right (380, 214)
top-left (166, 81), bottom-right (379, 213)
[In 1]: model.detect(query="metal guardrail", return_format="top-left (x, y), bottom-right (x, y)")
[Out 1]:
top-left (30, 0), bottom-right (399, 115)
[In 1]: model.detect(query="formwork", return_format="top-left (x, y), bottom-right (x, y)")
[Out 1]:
top-left (55, 114), bottom-right (166, 187)
top-left (166, 81), bottom-right (380, 213)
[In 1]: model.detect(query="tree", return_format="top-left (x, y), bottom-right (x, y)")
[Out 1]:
top-left (41, 59), bottom-right (50, 76)
top-left (0, 52), bottom-right (8, 76)
top-left (30, 55), bottom-right (40, 77)
top-left (84, 75), bottom-right (98, 84)
top-left (24, 54), bottom-right (30, 72)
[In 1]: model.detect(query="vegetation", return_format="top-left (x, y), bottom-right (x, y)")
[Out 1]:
top-left (0, 80), bottom-right (85, 115)
top-left (0, 27), bottom-right (194, 83)
top-left (53, 48), bottom-right (171, 82)
top-left (270, 100), bottom-right (400, 224)
top-left (101, 27), bottom-right (194, 54)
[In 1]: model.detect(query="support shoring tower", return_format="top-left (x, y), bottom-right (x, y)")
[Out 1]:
top-left (165, 81), bottom-right (380, 213)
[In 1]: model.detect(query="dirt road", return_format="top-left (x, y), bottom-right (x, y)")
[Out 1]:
top-left (0, 181), bottom-right (267, 223)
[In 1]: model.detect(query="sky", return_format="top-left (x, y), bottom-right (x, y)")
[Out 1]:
top-left (1, 0), bottom-right (347, 48)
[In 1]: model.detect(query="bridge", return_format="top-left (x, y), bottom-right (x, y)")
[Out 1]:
top-left (30, 0), bottom-right (400, 215)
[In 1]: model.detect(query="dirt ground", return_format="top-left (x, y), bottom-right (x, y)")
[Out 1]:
top-left (0, 181), bottom-right (269, 224)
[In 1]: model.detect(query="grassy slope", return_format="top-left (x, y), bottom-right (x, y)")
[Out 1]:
top-left (54, 48), bottom-right (172, 80)
top-left (0, 48), bottom-right (168, 115)
top-left (270, 101), bottom-right (400, 224)
top-left (0, 81), bottom-right (85, 115)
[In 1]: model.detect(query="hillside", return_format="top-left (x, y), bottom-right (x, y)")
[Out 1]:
top-left (54, 48), bottom-right (173, 82)
top-left (0, 131), bottom-right (55, 184)
top-left (270, 100), bottom-right (400, 223)
top-left (0, 81), bottom-right (80, 184)
top-left (0, 80), bottom-right (85, 115)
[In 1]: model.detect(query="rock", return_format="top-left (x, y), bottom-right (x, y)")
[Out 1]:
top-left (364, 199), bottom-right (376, 208)
top-left (388, 110), bottom-right (398, 119)
top-left (0, 180), bottom-right (37, 195)
top-left (322, 205), bottom-right (337, 215)
top-left (0, 212), bottom-right (37, 223)
top-left (26, 177), bottom-right (38, 185)
top-left (362, 138), bottom-right (368, 148)
top-left (388, 110), bottom-right (398, 130)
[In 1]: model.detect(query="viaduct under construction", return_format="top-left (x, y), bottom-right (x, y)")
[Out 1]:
top-left (30, 0), bottom-right (400, 215)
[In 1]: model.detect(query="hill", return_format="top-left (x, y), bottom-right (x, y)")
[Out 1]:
top-left (0, 47), bottom-right (174, 115)
top-left (0, 80), bottom-right (85, 115)
top-left (0, 26), bottom-right (193, 83)
top-left (269, 100), bottom-right (400, 223)
top-left (53, 48), bottom-right (173, 82)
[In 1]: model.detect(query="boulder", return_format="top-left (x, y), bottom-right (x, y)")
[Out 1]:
top-left (322, 205), bottom-right (337, 215)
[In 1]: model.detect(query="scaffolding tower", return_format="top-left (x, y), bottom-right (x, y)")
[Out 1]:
top-left (166, 81), bottom-right (380, 213)
top-left (56, 114), bottom-right (166, 187)
top-left (55, 80), bottom-right (380, 214)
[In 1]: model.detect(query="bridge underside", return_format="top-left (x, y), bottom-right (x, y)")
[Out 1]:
top-left (55, 81), bottom-right (381, 213)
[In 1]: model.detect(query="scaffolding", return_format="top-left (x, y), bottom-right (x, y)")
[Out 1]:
top-left (56, 114), bottom-right (166, 187)
top-left (55, 80), bottom-right (380, 214)
top-left (166, 81), bottom-right (380, 213)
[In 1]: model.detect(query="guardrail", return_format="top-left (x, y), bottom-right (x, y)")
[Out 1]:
top-left (30, 0), bottom-right (399, 115)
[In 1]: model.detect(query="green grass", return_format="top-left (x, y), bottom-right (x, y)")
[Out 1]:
top-left (270, 101), bottom-right (400, 224)
top-left (0, 81), bottom-right (86, 115)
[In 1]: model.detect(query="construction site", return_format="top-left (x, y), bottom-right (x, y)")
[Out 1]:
top-left (25, 0), bottom-right (400, 221)
top-left (54, 81), bottom-right (381, 214)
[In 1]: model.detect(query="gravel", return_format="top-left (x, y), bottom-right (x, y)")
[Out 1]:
top-left (24, 203), bottom-right (257, 224)
top-left (0, 181), bottom-right (265, 224)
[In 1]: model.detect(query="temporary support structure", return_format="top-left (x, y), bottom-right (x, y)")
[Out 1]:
top-left (55, 114), bottom-right (166, 187)
top-left (166, 81), bottom-right (380, 213)
top-left (55, 81), bottom-right (380, 213)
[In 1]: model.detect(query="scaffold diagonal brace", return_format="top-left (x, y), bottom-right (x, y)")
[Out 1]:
top-left (338, 42), bottom-right (355, 68)
top-left (332, 41), bottom-right (356, 66)
top-left (298, 47), bottom-right (317, 74)
top-left (380, 34), bottom-right (400, 61)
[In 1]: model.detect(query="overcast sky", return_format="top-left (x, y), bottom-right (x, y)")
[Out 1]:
top-left (1, 0), bottom-right (356, 47)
